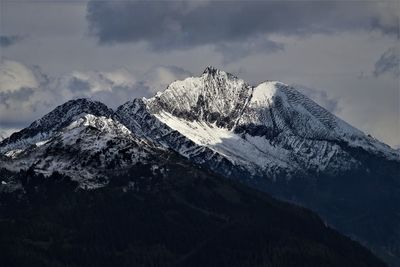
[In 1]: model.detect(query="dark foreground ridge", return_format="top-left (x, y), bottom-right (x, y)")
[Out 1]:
top-left (0, 154), bottom-right (386, 267)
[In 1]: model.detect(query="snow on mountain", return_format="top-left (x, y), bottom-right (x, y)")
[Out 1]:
top-left (1, 66), bottom-right (399, 186)
top-left (240, 81), bottom-right (396, 158)
top-left (0, 98), bottom-right (167, 188)
top-left (0, 98), bottom-right (113, 154)
top-left (115, 98), bottom-right (240, 177)
top-left (140, 67), bottom-right (399, 178)
top-left (147, 66), bottom-right (253, 129)
top-left (152, 110), bottom-right (293, 177)
top-left (1, 112), bottom-right (162, 188)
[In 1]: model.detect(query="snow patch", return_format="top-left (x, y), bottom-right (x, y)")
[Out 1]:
top-left (4, 149), bottom-right (23, 159)
top-left (154, 111), bottom-right (291, 171)
top-left (35, 139), bottom-right (50, 147)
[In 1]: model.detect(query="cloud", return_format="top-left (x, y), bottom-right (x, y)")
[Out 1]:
top-left (68, 77), bottom-right (91, 93)
top-left (0, 35), bottom-right (24, 47)
top-left (54, 68), bottom-right (138, 100)
top-left (373, 46), bottom-right (400, 77)
top-left (292, 84), bottom-right (340, 113)
top-left (0, 60), bottom-right (57, 128)
top-left (86, 0), bottom-right (398, 61)
top-left (0, 60), bottom-right (192, 132)
top-left (0, 60), bottom-right (39, 91)
top-left (142, 65), bottom-right (192, 93)
top-left (215, 37), bottom-right (284, 64)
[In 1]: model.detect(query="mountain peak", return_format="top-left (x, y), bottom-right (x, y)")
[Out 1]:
top-left (56, 97), bottom-right (110, 111)
top-left (202, 66), bottom-right (238, 80)
top-left (0, 97), bottom-right (114, 153)
top-left (63, 97), bottom-right (99, 106)
top-left (146, 67), bottom-right (251, 129)
top-left (202, 66), bottom-right (220, 75)
top-left (29, 97), bottom-right (113, 128)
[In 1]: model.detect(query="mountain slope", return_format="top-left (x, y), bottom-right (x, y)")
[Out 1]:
top-left (115, 98), bottom-right (243, 178)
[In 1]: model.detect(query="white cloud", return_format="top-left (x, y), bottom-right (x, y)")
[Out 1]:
top-left (0, 59), bottom-right (39, 91)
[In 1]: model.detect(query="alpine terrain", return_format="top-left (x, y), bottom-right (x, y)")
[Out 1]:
top-left (0, 67), bottom-right (399, 266)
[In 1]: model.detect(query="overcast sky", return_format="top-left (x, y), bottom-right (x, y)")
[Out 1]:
top-left (0, 0), bottom-right (399, 147)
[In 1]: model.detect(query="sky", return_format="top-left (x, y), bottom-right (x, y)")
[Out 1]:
top-left (0, 0), bottom-right (399, 147)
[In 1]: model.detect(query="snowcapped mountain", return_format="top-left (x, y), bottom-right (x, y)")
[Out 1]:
top-left (0, 98), bottom-right (166, 188)
top-left (117, 66), bottom-right (399, 181)
top-left (1, 67), bottom-right (399, 185)
top-left (0, 98), bottom-right (113, 154)
top-left (1, 67), bottom-right (400, 264)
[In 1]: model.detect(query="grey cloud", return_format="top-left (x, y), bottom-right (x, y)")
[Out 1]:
top-left (86, 0), bottom-right (398, 61)
top-left (68, 77), bottom-right (91, 93)
top-left (0, 35), bottom-right (24, 47)
top-left (371, 17), bottom-right (400, 37)
top-left (374, 47), bottom-right (400, 77)
top-left (0, 87), bottom-right (35, 109)
top-left (216, 38), bottom-right (284, 64)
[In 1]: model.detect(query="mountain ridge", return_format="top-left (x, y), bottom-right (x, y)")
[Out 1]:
top-left (1, 66), bottom-right (398, 182)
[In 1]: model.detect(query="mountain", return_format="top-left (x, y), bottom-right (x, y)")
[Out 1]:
top-left (2, 68), bottom-right (398, 183)
top-left (0, 99), bottom-right (164, 188)
top-left (121, 67), bottom-right (400, 265)
top-left (0, 156), bottom-right (386, 267)
top-left (0, 98), bottom-right (112, 153)
top-left (1, 67), bottom-right (399, 265)
top-left (141, 67), bottom-right (398, 176)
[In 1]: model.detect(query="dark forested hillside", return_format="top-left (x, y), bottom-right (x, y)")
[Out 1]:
top-left (0, 157), bottom-right (386, 267)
